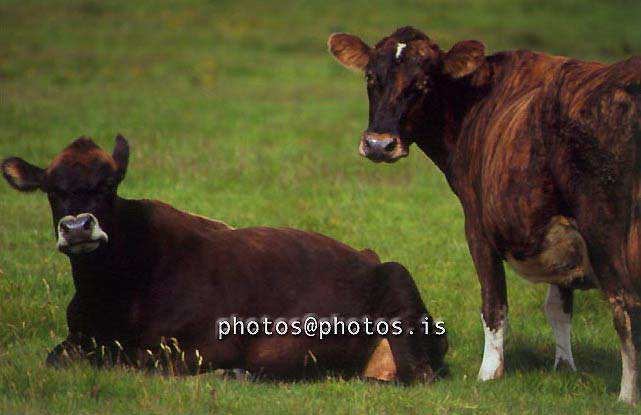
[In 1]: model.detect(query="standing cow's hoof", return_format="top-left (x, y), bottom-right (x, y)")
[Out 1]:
top-left (477, 363), bottom-right (504, 381)
top-left (478, 311), bottom-right (506, 382)
top-left (554, 357), bottom-right (577, 372)
top-left (477, 332), bottom-right (504, 381)
top-left (618, 390), bottom-right (639, 405)
top-left (617, 347), bottom-right (640, 405)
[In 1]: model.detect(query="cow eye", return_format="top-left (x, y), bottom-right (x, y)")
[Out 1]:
top-left (365, 72), bottom-right (375, 85)
top-left (417, 79), bottom-right (429, 91)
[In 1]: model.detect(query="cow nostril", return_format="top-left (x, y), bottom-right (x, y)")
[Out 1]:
top-left (364, 138), bottom-right (372, 149)
top-left (82, 216), bottom-right (94, 230)
top-left (60, 223), bottom-right (70, 233)
top-left (384, 140), bottom-right (397, 152)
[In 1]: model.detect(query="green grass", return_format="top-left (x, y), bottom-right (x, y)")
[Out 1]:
top-left (1, 0), bottom-right (640, 413)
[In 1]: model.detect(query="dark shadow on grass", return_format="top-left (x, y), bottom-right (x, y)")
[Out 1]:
top-left (505, 336), bottom-right (621, 393)
top-left (219, 363), bottom-right (451, 387)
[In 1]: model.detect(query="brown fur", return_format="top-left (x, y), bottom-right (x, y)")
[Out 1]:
top-left (1, 136), bottom-right (448, 383)
top-left (506, 216), bottom-right (595, 286)
top-left (331, 26), bottom-right (641, 400)
top-left (49, 137), bottom-right (117, 171)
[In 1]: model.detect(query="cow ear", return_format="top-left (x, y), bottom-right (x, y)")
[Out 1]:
top-left (1, 157), bottom-right (45, 192)
top-left (113, 134), bottom-right (129, 182)
top-left (328, 33), bottom-right (371, 72)
top-left (442, 40), bottom-right (486, 79)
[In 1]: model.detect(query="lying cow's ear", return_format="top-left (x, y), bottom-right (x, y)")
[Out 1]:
top-left (1, 157), bottom-right (45, 192)
top-left (328, 33), bottom-right (371, 72)
top-left (113, 134), bottom-right (129, 182)
top-left (442, 40), bottom-right (486, 79)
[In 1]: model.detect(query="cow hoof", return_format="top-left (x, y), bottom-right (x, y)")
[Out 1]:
top-left (218, 368), bottom-right (253, 381)
top-left (618, 390), bottom-right (639, 405)
top-left (46, 341), bottom-right (85, 367)
top-left (477, 364), bottom-right (504, 381)
top-left (553, 358), bottom-right (576, 372)
top-left (46, 347), bottom-right (72, 368)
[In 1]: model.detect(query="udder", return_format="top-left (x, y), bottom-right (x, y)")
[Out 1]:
top-left (506, 216), bottom-right (596, 288)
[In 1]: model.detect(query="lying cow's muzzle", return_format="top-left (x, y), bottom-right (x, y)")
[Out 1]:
top-left (57, 213), bottom-right (108, 254)
top-left (360, 132), bottom-right (408, 163)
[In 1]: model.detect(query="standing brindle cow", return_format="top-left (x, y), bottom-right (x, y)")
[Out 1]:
top-left (2, 135), bottom-right (447, 383)
top-left (329, 26), bottom-right (641, 403)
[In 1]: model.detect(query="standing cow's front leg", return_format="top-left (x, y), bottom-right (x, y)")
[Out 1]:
top-left (466, 223), bottom-right (508, 381)
top-left (544, 285), bottom-right (576, 371)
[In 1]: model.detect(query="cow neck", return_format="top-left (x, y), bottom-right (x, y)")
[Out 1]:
top-left (68, 197), bottom-right (152, 294)
top-left (418, 69), bottom-right (492, 184)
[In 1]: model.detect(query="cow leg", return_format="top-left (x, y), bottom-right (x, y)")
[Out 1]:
top-left (46, 336), bottom-right (85, 367)
top-left (612, 300), bottom-right (639, 404)
top-left (573, 210), bottom-right (640, 402)
top-left (479, 303), bottom-right (507, 381)
top-left (577, 223), bottom-right (640, 402)
top-left (601, 255), bottom-right (641, 404)
top-left (465, 224), bottom-right (508, 381)
top-left (47, 294), bottom-right (87, 366)
top-left (544, 284), bottom-right (576, 371)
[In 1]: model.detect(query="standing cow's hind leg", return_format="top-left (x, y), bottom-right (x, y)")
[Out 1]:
top-left (612, 299), bottom-right (641, 404)
top-left (545, 284), bottom-right (576, 371)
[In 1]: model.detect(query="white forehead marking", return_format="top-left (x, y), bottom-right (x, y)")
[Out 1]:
top-left (395, 43), bottom-right (407, 59)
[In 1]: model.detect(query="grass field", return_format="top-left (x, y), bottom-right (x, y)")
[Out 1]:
top-left (1, 0), bottom-right (641, 413)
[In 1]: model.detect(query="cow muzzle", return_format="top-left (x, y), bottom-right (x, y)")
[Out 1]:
top-left (57, 213), bottom-right (108, 254)
top-left (360, 132), bottom-right (408, 163)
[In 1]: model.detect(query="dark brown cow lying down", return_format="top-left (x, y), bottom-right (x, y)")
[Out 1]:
top-left (329, 26), bottom-right (640, 402)
top-left (1, 136), bottom-right (447, 382)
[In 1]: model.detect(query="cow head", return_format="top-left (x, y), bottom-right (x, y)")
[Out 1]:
top-left (328, 26), bottom-right (486, 163)
top-left (2, 135), bottom-right (129, 255)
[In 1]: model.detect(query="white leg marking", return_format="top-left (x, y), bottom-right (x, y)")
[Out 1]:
top-left (618, 310), bottom-right (639, 404)
top-left (478, 308), bottom-right (506, 381)
top-left (544, 285), bottom-right (576, 371)
top-left (619, 342), bottom-right (639, 404)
